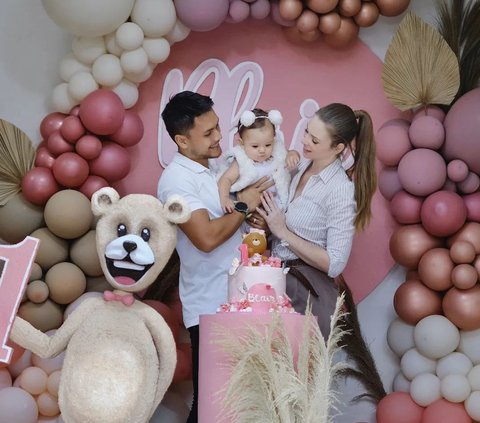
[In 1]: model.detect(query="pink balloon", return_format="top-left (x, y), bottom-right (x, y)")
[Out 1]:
top-left (390, 190), bottom-right (423, 224)
top-left (40, 113), bottom-right (66, 140)
top-left (21, 167), bottom-right (60, 205)
top-left (34, 147), bottom-right (56, 169)
top-left (47, 131), bottom-right (74, 156)
top-left (420, 190), bottom-right (467, 237)
top-left (422, 399), bottom-right (472, 423)
top-left (52, 152), bottom-right (89, 188)
top-left (109, 110), bottom-right (144, 147)
top-left (69, 106), bottom-right (80, 116)
top-left (89, 141), bottom-right (131, 182)
top-left (270, 1), bottom-right (295, 26)
top-left (175, 0), bottom-right (230, 31)
top-left (442, 179), bottom-right (457, 192)
top-left (457, 172), bottom-right (480, 194)
top-left (75, 134), bottom-right (102, 160)
top-left (408, 116), bottom-right (445, 149)
top-left (79, 89), bottom-right (125, 135)
top-left (79, 175), bottom-right (109, 199)
top-left (0, 387), bottom-right (38, 423)
top-left (398, 148), bottom-right (447, 196)
top-left (413, 105), bottom-right (446, 123)
top-left (376, 119), bottom-right (412, 166)
top-left (251, 0), bottom-right (271, 19)
top-left (378, 166), bottom-right (403, 200)
top-left (447, 159), bottom-right (469, 183)
top-left (60, 115), bottom-right (85, 143)
top-left (229, 0), bottom-right (250, 22)
top-left (377, 392), bottom-right (423, 423)
top-left (463, 192), bottom-right (480, 223)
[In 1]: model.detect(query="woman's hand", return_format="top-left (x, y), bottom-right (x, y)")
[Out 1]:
top-left (246, 210), bottom-right (268, 231)
top-left (256, 191), bottom-right (288, 239)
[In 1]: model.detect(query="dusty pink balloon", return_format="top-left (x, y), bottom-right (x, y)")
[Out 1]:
top-left (89, 141), bottom-right (130, 182)
top-left (21, 167), bottom-right (60, 205)
top-left (109, 110), bottom-right (144, 147)
top-left (457, 171), bottom-right (480, 194)
top-left (79, 175), bottom-right (109, 199)
top-left (250, 0), bottom-right (271, 19)
top-left (79, 89), bottom-right (125, 135)
top-left (447, 159), bottom-right (469, 183)
top-left (47, 131), bottom-right (74, 156)
top-left (390, 190), bottom-right (423, 224)
top-left (376, 119), bottom-right (412, 166)
top-left (34, 147), bottom-right (56, 169)
top-left (75, 135), bottom-right (102, 160)
top-left (175, 0), bottom-right (229, 31)
top-left (413, 105), bottom-right (446, 122)
top-left (52, 152), bottom-right (89, 188)
top-left (40, 113), bottom-right (66, 140)
top-left (229, 0), bottom-right (250, 22)
top-left (60, 115), bottom-right (85, 143)
top-left (378, 166), bottom-right (402, 200)
top-left (463, 192), bottom-right (480, 222)
top-left (408, 116), bottom-right (445, 149)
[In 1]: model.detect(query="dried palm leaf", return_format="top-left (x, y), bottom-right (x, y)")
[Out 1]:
top-left (436, 0), bottom-right (480, 101)
top-left (213, 294), bottom-right (349, 423)
top-left (0, 119), bottom-right (36, 205)
top-left (382, 11), bottom-right (460, 111)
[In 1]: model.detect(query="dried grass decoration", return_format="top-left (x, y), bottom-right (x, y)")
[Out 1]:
top-left (0, 119), bottom-right (35, 205)
top-left (213, 295), bottom-right (349, 423)
top-left (382, 11), bottom-right (460, 111)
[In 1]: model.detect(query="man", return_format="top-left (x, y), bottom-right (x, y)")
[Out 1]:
top-left (157, 91), bottom-right (271, 422)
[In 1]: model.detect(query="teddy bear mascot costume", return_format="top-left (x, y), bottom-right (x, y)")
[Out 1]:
top-left (10, 187), bottom-right (191, 423)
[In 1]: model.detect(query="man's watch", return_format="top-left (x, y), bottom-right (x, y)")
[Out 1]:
top-left (233, 201), bottom-right (251, 218)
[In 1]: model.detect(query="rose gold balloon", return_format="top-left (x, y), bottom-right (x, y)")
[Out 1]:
top-left (418, 248), bottom-right (454, 291)
top-left (299, 28), bottom-right (321, 42)
top-left (354, 2), bottom-right (379, 27)
top-left (450, 240), bottom-right (476, 264)
top-left (318, 12), bottom-right (341, 34)
top-left (390, 224), bottom-right (443, 269)
top-left (376, 0), bottom-right (410, 17)
top-left (323, 17), bottom-right (359, 49)
top-left (443, 285), bottom-right (480, 330)
top-left (394, 279), bottom-right (443, 325)
top-left (279, 0), bottom-right (303, 21)
top-left (451, 264), bottom-right (478, 290)
top-left (338, 0), bottom-right (361, 17)
top-left (307, 0), bottom-right (338, 14)
top-left (296, 9), bottom-right (320, 33)
top-left (448, 222), bottom-right (480, 253)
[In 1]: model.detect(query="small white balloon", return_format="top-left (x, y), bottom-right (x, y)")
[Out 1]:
top-left (393, 371), bottom-right (411, 392)
top-left (120, 47), bottom-right (149, 74)
top-left (59, 52), bottom-right (91, 82)
top-left (414, 315), bottom-right (460, 359)
top-left (104, 32), bottom-right (123, 56)
top-left (387, 318), bottom-right (415, 357)
top-left (165, 20), bottom-right (191, 45)
top-left (92, 54), bottom-right (123, 87)
top-left (51, 83), bottom-right (78, 113)
top-left (111, 79), bottom-right (139, 109)
top-left (468, 365), bottom-right (480, 391)
top-left (436, 352), bottom-right (473, 379)
top-left (441, 374), bottom-right (471, 402)
top-left (68, 71), bottom-right (99, 102)
top-left (124, 62), bottom-right (155, 84)
top-left (410, 373), bottom-right (441, 406)
top-left (142, 38), bottom-right (170, 64)
top-left (465, 391), bottom-right (480, 420)
top-left (116, 22), bottom-right (145, 51)
top-left (131, 0), bottom-right (177, 38)
top-left (401, 348), bottom-right (437, 380)
top-left (459, 328), bottom-right (480, 364)
top-left (72, 36), bottom-right (106, 65)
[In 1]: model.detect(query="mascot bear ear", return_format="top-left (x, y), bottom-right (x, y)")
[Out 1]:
top-left (91, 187), bottom-right (121, 217)
top-left (163, 195), bottom-right (191, 224)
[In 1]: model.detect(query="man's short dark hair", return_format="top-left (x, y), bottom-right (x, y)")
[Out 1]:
top-left (161, 91), bottom-right (214, 141)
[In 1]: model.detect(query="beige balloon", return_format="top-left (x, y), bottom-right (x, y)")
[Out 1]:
top-left (18, 299), bottom-right (64, 332)
top-left (70, 230), bottom-right (103, 277)
top-left (45, 262), bottom-right (86, 305)
top-left (30, 228), bottom-right (69, 271)
top-left (29, 263), bottom-right (43, 282)
top-left (26, 280), bottom-right (50, 304)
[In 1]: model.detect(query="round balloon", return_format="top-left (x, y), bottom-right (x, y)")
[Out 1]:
top-left (0, 387), bottom-right (38, 423)
top-left (390, 190), bottom-right (423, 224)
top-left (88, 141), bottom-right (131, 182)
top-left (376, 392), bottom-right (423, 423)
top-left (79, 89), bottom-right (125, 135)
top-left (175, 0), bottom-right (229, 32)
top-left (414, 315), bottom-right (460, 359)
top-left (422, 399), bottom-right (472, 423)
top-left (109, 110), bottom-right (144, 147)
top-left (418, 248), bottom-right (453, 292)
top-left (443, 285), bottom-right (480, 331)
top-left (378, 166), bottom-right (403, 200)
top-left (21, 167), bottom-right (60, 206)
top-left (52, 152), bottom-right (89, 188)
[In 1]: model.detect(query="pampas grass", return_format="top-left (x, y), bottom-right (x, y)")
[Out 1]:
top-left (382, 11), bottom-right (460, 111)
top-left (213, 295), bottom-right (349, 423)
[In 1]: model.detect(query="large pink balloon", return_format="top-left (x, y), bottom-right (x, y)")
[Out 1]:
top-left (79, 175), bottom-right (109, 199)
top-left (110, 110), bottom-right (144, 147)
top-left (34, 147), bottom-right (55, 169)
top-left (79, 89), bottom-right (125, 135)
top-left (376, 119), bottom-right (412, 166)
top-left (443, 87), bottom-right (480, 175)
top-left (398, 148), bottom-right (447, 196)
top-left (420, 191), bottom-right (467, 237)
top-left (89, 142), bottom-right (131, 182)
top-left (40, 113), bottom-right (66, 140)
top-left (377, 392), bottom-right (423, 423)
top-left (390, 190), bottom-right (423, 224)
top-left (422, 399), bottom-right (472, 423)
top-left (175, 0), bottom-right (230, 31)
top-left (21, 167), bottom-right (60, 206)
top-left (52, 152), bottom-right (89, 188)
top-left (378, 166), bottom-right (403, 200)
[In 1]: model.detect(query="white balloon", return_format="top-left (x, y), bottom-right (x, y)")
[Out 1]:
top-left (52, 83), bottom-right (78, 113)
top-left (104, 32), bottom-right (123, 56)
top-left (468, 365), bottom-right (480, 391)
top-left (465, 391), bottom-right (480, 420)
top-left (165, 20), bottom-right (191, 45)
top-left (92, 54), bottom-right (123, 87)
top-left (387, 318), bottom-right (415, 357)
top-left (392, 371), bottom-right (411, 392)
top-left (441, 374), bottom-right (471, 402)
top-left (414, 315), bottom-right (460, 359)
top-left (400, 348), bottom-right (437, 380)
top-left (58, 52), bottom-right (91, 82)
top-left (142, 38), bottom-right (170, 64)
top-left (111, 80), bottom-right (139, 109)
top-left (436, 352), bottom-right (473, 379)
top-left (124, 63), bottom-right (155, 84)
top-left (410, 373), bottom-right (441, 406)
top-left (120, 47), bottom-right (149, 74)
top-left (116, 22), bottom-right (144, 51)
top-left (131, 0), bottom-right (177, 38)
top-left (459, 328), bottom-right (480, 364)
top-left (41, 0), bottom-right (135, 37)
top-left (67, 71), bottom-right (99, 101)
top-left (72, 36), bottom-right (106, 65)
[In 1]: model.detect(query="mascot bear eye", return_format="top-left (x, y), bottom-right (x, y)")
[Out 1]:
top-left (117, 224), bottom-right (127, 237)
top-left (141, 228), bottom-right (150, 242)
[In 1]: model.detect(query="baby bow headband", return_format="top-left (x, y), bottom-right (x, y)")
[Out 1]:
top-left (239, 109), bottom-right (283, 129)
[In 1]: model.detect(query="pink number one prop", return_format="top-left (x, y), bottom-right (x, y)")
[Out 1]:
top-left (0, 236), bottom-right (39, 364)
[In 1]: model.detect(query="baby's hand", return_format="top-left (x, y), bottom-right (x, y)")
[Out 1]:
top-left (285, 150), bottom-right (300, 171)
top-left (221, 197), bottom-right (235, 214)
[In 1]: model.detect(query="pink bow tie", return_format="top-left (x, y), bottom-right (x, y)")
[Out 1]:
top-left (103, 291), bottom-right (135, 306)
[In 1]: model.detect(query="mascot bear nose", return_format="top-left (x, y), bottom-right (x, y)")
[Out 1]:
top-left (123, 241), bottom-right (138, 253)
